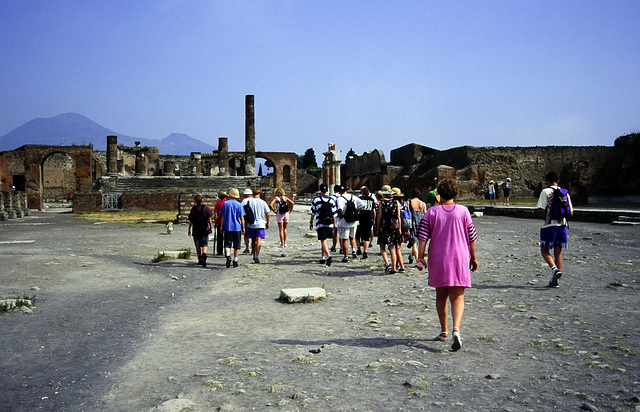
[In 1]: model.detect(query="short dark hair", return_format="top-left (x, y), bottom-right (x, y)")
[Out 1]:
top-left (194, 194), bottom-right (203, 205)
top-left (411, 189), bottom-right (421, 198)
top-left (545, 171), bottom-right (559, 184)
top-left (437, 179), bottom-right (458, 201)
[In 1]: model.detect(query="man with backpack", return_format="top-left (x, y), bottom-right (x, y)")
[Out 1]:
top-left (244, 188), bottom-right (270, 264)
top-left (537, 171), bottom-right (573, 287)
top-left (187, 194), bottom-right (214, 267)
top-left (355, 186), bottom-right (376, 259)
top-left (310, 183), bottom-right (338, 266)
top-left (335, 185), bottom-right (365, 262)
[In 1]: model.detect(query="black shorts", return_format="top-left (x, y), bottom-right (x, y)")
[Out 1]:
top-left (355, 224), bottom-right (371, 241)
top-left (316, 226), bottom-right (333, 241)
top-left (223, 231), bottom-right (242, 249)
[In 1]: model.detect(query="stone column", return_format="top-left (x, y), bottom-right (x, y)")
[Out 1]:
top-left (135, 148), bottom-right (146, 176)
top-left (218, 137), bottom-right (229, 176)
top-left (244, 94), bottom-right (256, 175)
top-left (106, 135), bottom-right (118, 175)
top-left (190, 153), bottom-right (202, 176)
top-left (163, 161), bottom-right (175, 176)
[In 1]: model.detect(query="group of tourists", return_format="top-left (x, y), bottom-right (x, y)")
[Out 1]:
top-left (487, 177), bottom-right (511, 206)
top-left (187, 173), bottom-right (572, 352)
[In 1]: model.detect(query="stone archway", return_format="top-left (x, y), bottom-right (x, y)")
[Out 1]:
top-left (23, 145), bottom-right (93, 210)
top-left (256, 151), bottom-right (297, 194)
top-left (42, 152), bottom-right (76, 202)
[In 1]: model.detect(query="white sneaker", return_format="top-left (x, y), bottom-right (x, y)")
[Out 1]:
top-left (451, 331), bottom-right (462, 351)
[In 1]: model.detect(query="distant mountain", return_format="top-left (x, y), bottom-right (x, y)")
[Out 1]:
top-left (0, 113), bottom-right (216, 155)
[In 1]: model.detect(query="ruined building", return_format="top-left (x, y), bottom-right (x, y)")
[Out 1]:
top-left (0, 95), bottom-right (297, 220)
top-left (338, 133), bottom-right (640, 204)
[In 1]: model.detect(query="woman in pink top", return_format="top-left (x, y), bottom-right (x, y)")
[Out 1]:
top-left (415, 179), bottom-right (478, 351)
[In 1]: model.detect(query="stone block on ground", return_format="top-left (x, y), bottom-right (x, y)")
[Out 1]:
top-left (279, 287), bottom-right (327, 304)
top-left (157, 250), bottom-right (189, 259)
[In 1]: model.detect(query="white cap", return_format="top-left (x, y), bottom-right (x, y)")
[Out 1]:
top-left (243, 188), bottom-right (253, 195)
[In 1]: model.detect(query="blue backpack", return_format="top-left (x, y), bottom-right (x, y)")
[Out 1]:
top-left (549, 187), bottom-right (571, 222)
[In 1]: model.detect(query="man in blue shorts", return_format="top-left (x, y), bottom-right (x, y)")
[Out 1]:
top-left (537, 171), bottom-right (573, 287)
top-left (245, 188), bottom-right (270, 263)
top-left (219, 188), bottom-right (245, 268)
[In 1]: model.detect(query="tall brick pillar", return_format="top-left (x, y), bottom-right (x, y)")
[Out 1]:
top-left (134, 142), bottom-right (146, 176)
top-left (218, 137), bottom-right (229, 176)
top-left (106, 135), bottom-right (118, 175)
top-left (244, 95), bottom-right (256, 175)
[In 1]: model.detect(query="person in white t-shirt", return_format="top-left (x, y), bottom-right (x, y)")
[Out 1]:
top-left (335, 185), bottom-right (365, 262)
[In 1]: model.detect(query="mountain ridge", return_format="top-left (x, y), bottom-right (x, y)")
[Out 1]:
top-left (0, 113), bottom-right (216, 155)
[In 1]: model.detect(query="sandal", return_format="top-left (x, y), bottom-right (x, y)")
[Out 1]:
top-left (435, 331), bottom-right (448, 341)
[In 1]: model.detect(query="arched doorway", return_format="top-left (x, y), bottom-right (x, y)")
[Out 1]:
top-left (42, 152), bottom-right (76, 202)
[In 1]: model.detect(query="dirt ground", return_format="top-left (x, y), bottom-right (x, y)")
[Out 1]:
top-left (1, 206), bottom-right (639, 412)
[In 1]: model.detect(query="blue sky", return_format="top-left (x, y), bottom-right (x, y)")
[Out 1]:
top-left (1, 1), bottom-right (638, 162)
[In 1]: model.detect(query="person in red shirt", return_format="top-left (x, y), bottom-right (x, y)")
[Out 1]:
top-left (213, 192), bottom-right (228, 256)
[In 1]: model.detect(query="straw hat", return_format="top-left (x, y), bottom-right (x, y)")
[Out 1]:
top-left (380, 185), bottom-right (393, 195)
top-left (229, 188), bottom-right (240, 198)
top-left (218, 191), bottom-right (229, 198)
top-left (391, 187), bottom-right (404, 197)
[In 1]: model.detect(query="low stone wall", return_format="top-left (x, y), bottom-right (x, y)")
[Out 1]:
top-left (0, 191), bottom-right (29, 220)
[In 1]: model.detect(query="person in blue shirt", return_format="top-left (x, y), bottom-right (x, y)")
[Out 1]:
top-left (219, 188), bottom-right (245, 268)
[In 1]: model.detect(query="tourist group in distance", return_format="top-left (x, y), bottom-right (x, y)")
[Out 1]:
top-left (187, 173), bottom-right (572, 351)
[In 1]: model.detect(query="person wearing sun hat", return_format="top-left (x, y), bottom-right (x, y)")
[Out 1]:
top-left (376, 185), bottom-right (402, 273)
top-left (488, 180), bottom-right (496, 206)
top-left (218, 188), bottom-right (245, 268)
top-left (245, 188), bottom-right (270, 263)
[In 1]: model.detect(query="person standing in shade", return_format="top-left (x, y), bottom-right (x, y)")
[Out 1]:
top-left (269, 188), bottom-right (295, 248)
top-left (187, 194), bottom-right (213, 267)
top-left (416, 179), bottom-right (478, 351)
top-left (537, 171), bottom-right (573, 287)
top-left (245, 188), bottom-right (270, 263)
top-left (310, 183), bottom-right (338, 266)
top-left (219, 188), bottom-right (245, 268)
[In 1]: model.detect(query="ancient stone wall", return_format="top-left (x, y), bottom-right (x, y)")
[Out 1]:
top-left (344, 142), bottom-right (620, 203)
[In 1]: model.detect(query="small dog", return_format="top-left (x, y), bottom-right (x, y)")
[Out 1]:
top-left (166, 222), bottom-right (174, 234)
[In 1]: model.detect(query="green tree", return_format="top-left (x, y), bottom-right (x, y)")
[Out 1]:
top-left (302, 148), bottom-right (317, 169)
